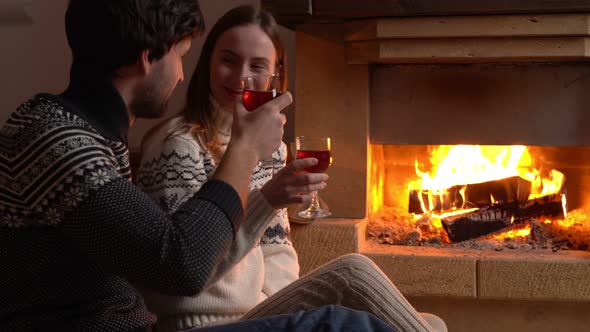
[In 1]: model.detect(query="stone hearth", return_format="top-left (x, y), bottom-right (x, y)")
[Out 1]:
top-left (289, 218), bottom-right (590, 332)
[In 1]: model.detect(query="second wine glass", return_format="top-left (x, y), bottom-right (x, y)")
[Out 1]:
top-left (295, 136), bottom-right (332, 219)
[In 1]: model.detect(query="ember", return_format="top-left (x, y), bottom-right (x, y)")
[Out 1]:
top-left (368, 208), bottom-right (590, 251)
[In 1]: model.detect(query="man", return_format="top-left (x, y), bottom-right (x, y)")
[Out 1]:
top-left (0, 0), bottom-right (338, 331)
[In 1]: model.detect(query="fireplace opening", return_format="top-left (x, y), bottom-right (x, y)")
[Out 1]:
top-left (367, 144), bottom-right (590, 251)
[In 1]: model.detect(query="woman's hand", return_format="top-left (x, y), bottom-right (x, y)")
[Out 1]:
top-left (260, 158), bottom-right (329, 209)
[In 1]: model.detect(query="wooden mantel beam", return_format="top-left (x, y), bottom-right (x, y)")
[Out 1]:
top-left (262, 0), bottom-right (590, 27)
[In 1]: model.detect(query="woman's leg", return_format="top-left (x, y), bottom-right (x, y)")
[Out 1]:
top-left (242, 253), bottom-right (447, 332)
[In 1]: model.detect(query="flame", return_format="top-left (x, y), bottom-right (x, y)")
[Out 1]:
top-left (408, 145), bottom-right (565, 215)
top-left (544, 219), bottom-right (574, 227)
top-left (369, 145), bottom-right (385, 215)
top-left (412, 145), bottom-right (526, 191)
top-left (543, 209), bottom-right (590, 228)
top-left (562, 193), bottom-right (568, 218)
top-left (557, 219), bottom-right (576, 228)
top-left (493, 225), bottom-right (531, 240)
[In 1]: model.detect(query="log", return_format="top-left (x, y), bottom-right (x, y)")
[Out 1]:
top-left (465, 176), bottom-right (531, 207)
top-left (408, 185), bottom-right (463, 214)
top-left (441, 193), bottom-right (565, 242)
top-left (514, 193), bottom-right (564, 222)
top-left (441, 207), bottom-right (512, 242)
top-left (409, 176), bottom-right (531, 214)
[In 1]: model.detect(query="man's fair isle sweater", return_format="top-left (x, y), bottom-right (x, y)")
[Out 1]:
top-left (0, 74), bottom-right (244, 331)
top-left (136, 110), bottom-right (299, 331)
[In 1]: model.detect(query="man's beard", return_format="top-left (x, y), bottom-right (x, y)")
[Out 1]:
top-left (129, 81), bottom-right (170, 119)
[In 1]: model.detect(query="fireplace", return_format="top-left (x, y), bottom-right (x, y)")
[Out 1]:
top-left (368, 143), bottom-right (590, 251)
top-left (366, 64), bottom-right (590, 246)
top-left (264, 1), bottom-right (590, 331)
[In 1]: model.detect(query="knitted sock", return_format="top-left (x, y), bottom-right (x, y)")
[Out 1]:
top-left (242, 254), bottom-right (446, 332)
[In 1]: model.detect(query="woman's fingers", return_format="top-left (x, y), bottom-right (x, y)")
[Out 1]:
top-left (278, 157), bottom-right (317, 175)
top-left (263, 157), bottom-right (330, 209)
top-left (285, 182), bottom-right (327, 194)
top-left (287, 193), bottom-right (314, 205)
top-left (282, 173), bottom-right (329, 186)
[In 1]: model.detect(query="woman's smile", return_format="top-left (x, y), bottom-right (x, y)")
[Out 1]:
top-left (224, 86), bottom-right (242, 99)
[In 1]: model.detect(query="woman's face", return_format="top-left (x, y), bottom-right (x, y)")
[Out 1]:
top-left (210, 24), bottom-right (277, 110)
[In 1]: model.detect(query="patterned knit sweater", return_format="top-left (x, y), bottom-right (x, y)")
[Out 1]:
top-left (136, 109), bottom-right (299, 331)
top-left (0, 77), bottom-right (244, 331)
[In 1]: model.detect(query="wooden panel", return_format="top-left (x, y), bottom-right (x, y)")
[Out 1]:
top-left (314, 0), bottom-right (590, 18)
top-left (268, 0), bottom-right (590, 27)
top-left (261, 0), bottom-right (312, 28)
top-left (261, 0), bottom-right (312, 16)
top-left (346, 14), bottom-right (590, 41)
top-left (347, 37), bottom-right (590, 64)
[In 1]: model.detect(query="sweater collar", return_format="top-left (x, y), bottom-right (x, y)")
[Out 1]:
top-left (210, 95), bottom-right (233, 138)
top-left (59, 61), bottom-right (131, 144)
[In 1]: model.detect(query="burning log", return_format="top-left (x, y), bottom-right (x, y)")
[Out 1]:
top-left (441, 208), bottom-right (512, 242)
top-left (514, 193), bottom-right (564, 222)
top-left (409, 176), bottom-right (531, 214)
top-left (408, 185), bottom-right (463, 214)
top-left (441, 193), bottom-right (565, 242)
top-left (466, 176), bottom-right (531, 207)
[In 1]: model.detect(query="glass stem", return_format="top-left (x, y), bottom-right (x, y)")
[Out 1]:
top-left (308, 191), bottom-right (321, 212)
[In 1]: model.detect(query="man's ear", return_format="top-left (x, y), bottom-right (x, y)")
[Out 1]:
top-left (116, 49), bottom-right (152, 78)
top-left (137, 49), bottom-right (151, 75)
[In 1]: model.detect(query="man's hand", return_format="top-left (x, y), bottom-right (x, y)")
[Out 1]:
top-left (230, 92), bottom-right (292, 163)
top-left (213, 92), bottom-right (293, 208)
top-left (260, 158), bottom-right (329, 209)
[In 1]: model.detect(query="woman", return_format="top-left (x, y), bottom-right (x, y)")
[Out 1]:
top-left (137, 5), bottom-right (446, 332)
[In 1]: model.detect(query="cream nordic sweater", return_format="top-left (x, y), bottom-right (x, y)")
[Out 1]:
top-left (136, 110), bottom-right (299, 331)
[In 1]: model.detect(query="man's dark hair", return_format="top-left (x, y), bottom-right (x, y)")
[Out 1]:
top-left (65, 0), bottom-right (204, 76)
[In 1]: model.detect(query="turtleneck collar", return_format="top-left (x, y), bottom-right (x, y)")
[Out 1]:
top-left (55, 61), bottom-right (131, 144)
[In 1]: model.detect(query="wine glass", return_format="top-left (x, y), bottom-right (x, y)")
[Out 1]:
top-left (295, 136), bottom-right (332, 219)
top-left (241, 73), bottom-right (283, 167)
top-left (241, 73), bottom-right (281, 111)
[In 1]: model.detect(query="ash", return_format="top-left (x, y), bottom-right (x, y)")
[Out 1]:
top-left (367, 207), bottom-right (590, 251)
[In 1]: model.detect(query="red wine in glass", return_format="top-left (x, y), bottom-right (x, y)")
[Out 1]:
top-left (243, 89), bottom-right (281, 111)
top-left (296, 150), bottom-right (332, 173)
top-left (294, 136), bottom-right (332, 219)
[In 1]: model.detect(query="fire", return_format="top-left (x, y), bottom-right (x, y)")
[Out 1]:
top-left (408, 145), bottom-right (565, 215)
top-left (544, 211), bottom-right (579, 227)
top-left (493, 225), bottom-right (531, 240)
top-left (367, 144), bottom-right (571, 244)
top-left (369, 145), bottom-right (385, 215)
top-left (412, 145), bottom-right (526, 191)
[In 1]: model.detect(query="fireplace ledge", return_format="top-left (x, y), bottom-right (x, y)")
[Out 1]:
top-left (291, 218), bottom-right (590, 302)
top-left (342, 14), bottom-right (590, 63)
